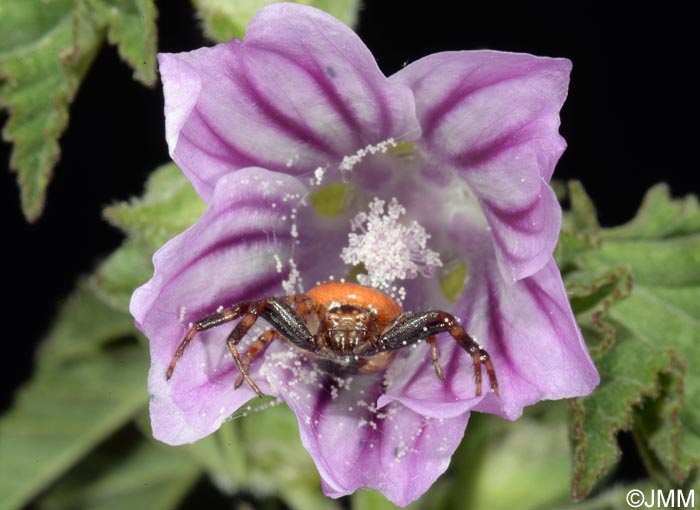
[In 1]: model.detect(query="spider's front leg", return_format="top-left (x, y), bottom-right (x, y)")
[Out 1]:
top-left (224, 295), bottom-right (315, 396)
top-left (166, 295), bottom-right (315, 397)
top-left (372, 311), bottom-right (499, 397)
top-left (166, 303), bottom-right (251, 379)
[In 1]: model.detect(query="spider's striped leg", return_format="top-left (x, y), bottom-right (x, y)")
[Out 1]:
top-left (426, 336), bottom-right (444, 380)
top-left (167, 295), bottom-right (315, 396)
top-left (226, 297), bottom-right (315, 397)
top-left (166, 303), bottom-right (250, 379)
top-left (373, 310), bottom-right (498, 397)
top-left (440, 314), bottom-right (498, 397)
top-left (226, 301), bottom-right (269, 397)
top-left (234, 329), bottom-right (282, 389)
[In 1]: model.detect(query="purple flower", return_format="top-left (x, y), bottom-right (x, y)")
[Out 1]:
top-left (130, 4), bottom-right (599, 506)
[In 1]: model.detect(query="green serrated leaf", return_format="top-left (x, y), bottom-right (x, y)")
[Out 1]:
top-left (570, 323), bottom-right (680, 498)
top-left (87, 0), bottom-right (158, 85)
top-left (91, 238), bottom-right (154, 313)
top-left (565, 267), bottom-right (633, 356)
top-left (0, 277), bottom-right (149, 510)
top-left (0, 0), bottom-right (99, 221)
top-left (632, 368), bottom-right (693, 492)
top-left (0, 343), bottom-right (149, 510)
top-left (191, 0), bottom-right (360, 42)
top-left (609, 286), bottom-right (700, 487)
top-left (103, 163), bottom-right (205, 251)
top-left (555, 180), bottom-right (603, 273)
top-left (603, 184), bottom-right (700, 240)
top-left (565, 180), bottom-right (600, 232)
top-left (565, 182), bottom-right (700, 498)
top-left (0, 0), bottom-right (157, 221)
top-left (38, 428), bottom-right (200, 510)
top-left (577, 236), bottom-right (700, 287)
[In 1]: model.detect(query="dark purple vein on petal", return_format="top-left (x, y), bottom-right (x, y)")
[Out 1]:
top-left (420, 64), bottom-right (550, 142)
top-left (486, 225), bottom-right (537, 264)
top-left (259, 20), bottom-right (393, 139)
top-left (232, 53), bottom-right (339, 158)
top-left (189, 107), bottom-right (303, 174)
top-left (522, 275), bottom-right (571, 353)
top-left (452, 117), bottom-right (542, 168)
top-left (482, 195), bottom-right (543, 235)
top-left (191, 106), bottom-right (260, 167)
top-left (486, 278), bottom-right (529, 384)
top-left (183, 266), bottom-right (293, 327)
top-left (256, 46), bottom-right (365, 147)
top-left (158, 232), bottom-right (293, 303)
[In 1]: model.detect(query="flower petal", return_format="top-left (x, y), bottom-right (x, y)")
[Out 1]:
top-left (159, 3), bottom-right (419, 202)
top-left (392, 51), bottom-right (570, 281)
top-left (378, 340), bottom-right (494, 419)
top-left (449, 215), bottom-right (599, 419)
top-left (260, 350), bottom-right (469, 507)
top-left (130, 168), bottom-right (308, 444)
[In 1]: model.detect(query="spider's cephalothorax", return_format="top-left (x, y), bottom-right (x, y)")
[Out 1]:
top-left (166, 281), bottom-right (498, 398)
top-left (322, 304), bottom-right (375, 353)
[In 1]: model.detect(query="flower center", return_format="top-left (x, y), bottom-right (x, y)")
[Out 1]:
top-left (340, 197), bottom-right (442, 301)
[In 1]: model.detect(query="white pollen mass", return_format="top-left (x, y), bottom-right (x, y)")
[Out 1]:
top-left (340, 197), bottom-right (442, 293)
top-left (313, 166), bottom-right (326, 185)
top-left (339, 138), bottom-right (396, 172)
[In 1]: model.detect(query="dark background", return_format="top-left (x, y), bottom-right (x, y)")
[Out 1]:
top-left (1, 2), bottom-right (693, 418)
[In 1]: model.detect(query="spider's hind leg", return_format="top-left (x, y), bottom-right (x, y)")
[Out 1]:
top-left (226, 297), bottom-right (315, 397)
top-left (167, 295), bottom-right (316, 397)
top-left (444, 319), bottom-right (498, 397)
top-left (374, 310), bottom-right (498, 397)
top-left (234, 329), bottom-right (282, 389)
top-left (426, 336), bottom-right (445, 381)
top-left (166, 303), bottom-right (251, 379)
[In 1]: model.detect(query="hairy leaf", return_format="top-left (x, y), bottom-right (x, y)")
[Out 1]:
top-left (564, 183), bottom-right (700, 498)
top-left (87, 0), bottom-right (158, 85)
top-left (0, 0), bottom-right (157, 221)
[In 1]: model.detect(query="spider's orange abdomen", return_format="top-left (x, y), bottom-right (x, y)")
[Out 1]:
top-left (306, 281), bottom-right (403, 328)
